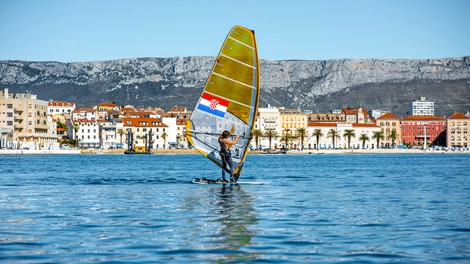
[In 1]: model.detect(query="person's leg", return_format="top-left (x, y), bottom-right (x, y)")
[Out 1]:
top-left (227, 156), bottom-right (234, 182)
top-left (220, 152), bottom-right (228, 181)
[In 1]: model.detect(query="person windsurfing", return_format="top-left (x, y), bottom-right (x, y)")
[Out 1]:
top-left (218, 130), bottom-right (239, 183)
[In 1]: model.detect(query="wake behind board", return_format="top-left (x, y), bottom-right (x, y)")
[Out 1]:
top-left (192, 178), bottom-right (268, 185)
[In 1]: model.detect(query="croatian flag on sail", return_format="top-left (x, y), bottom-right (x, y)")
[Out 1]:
top-left (198, 93), bottom-right (229, 118)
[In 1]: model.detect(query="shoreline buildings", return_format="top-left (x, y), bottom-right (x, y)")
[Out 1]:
top-left (1, 89), bottom-right (469, 150)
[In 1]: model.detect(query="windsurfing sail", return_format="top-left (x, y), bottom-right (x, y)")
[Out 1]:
top-left (185, 25), bottom-right (260, 179)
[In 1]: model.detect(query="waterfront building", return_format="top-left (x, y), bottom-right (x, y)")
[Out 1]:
top-left (47, 100), bottom-right (76, 115)
top-left (307, 122), bottom-right (338, 149)
top-left (400, 115), bottom-right (446, 147)
top-left (122, 117), bottom-right (168, 151)
top-left (410, 97), bottom-right (434, 116)
top-left (162, 117), bottom-right (177, 148)
top-left (99, 120), bottom-right (118, 149)
top-left (255, 106), bottom-right (281, 149)
top-left (447, 112), bottom-right (470, 148)
top-left (307, 122), bottom-right (381, 149)
top-left (72, 108), bottom-right (96, 120)
top-left (69, 119), bottom-right (100, 148)
top-left (343, 107), bottom-right (371, 124)
top-left (308, 111), bottom-right (346, 123)
top-left (176, 118), bottom-right (189, 148)
top-left (376, 112), bottom-right (401, 148)
top-left (0, 88), bottom-right (58, 149)
top-left (280, 108), bottom-right (308, 139)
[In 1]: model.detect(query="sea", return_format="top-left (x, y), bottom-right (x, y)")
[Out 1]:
top-left (0, 153), bottom-right (469, 263)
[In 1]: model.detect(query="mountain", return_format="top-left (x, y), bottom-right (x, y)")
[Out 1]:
top-left (1, 56), bottom-right (469, 116)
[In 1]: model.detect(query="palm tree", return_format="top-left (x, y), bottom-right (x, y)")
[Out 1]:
top-left (359, 134), bottom-right (369, 149)
top-left (372, 131), bottom-right (385, 149)
top-left (312, 129), bottom-right (323, 150)
top-left (118, 129), bottom-right (126, 148)
top-left (343, 129), bottom-right (356, 149)
top-left (296, 128), bottom-right (307, 150)
top-left (327, 129), bottom-right (341, 148)
top-left (281, 131), bottom-right (292, 149)
top-left (263, 129), bottom-right (277, 150)
top-left (252, 129), bottom-right (263, 150)
top-left (73, 123), bottom-right (79, 140)
top-left (389, 129), bottom-right (397, 148)
top-left (162, 132), bottom-right (168, 149)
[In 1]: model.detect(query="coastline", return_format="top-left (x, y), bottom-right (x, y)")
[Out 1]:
top-left (1, 148), bottom-right (468, 155)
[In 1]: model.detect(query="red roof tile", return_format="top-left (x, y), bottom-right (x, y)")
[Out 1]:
top-left (448, 112), bottom-right (470, 119)
top-left (377, 112), bottom-right (398, 119)
top-left (122, 117), bottom-right (168, 128)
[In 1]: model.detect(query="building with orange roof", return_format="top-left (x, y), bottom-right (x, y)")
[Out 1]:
top-left (123, 117), bottom-right (169, 151)
top-left (447, 112), bottom-right (469, 148)
top-left (48, 100), bottom-right (76, 115)
top-left (307, 122), bottom-right (381, 149)
top-left (68, 118), bottom-right (100, 148)
top-left (400, 115), bottom-right (446, 148)
top-left (376, 112), bottom-right (401, 148)
top-left (342, 107), bottom-right (371, 124)
top-left (72, 108), bottom-right (96, 120)
top-left (167, 105), bottom-right (187, 118)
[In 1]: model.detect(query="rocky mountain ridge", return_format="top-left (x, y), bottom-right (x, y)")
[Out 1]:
top-left (1, 56), bottom-right (469, 116)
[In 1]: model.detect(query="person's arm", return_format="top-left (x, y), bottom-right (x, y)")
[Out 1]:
top-left (228, 134), bottom-right (239, 145)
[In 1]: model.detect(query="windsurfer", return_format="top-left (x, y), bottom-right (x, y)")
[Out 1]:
top-left (218, 130), bottom-right (239, 182)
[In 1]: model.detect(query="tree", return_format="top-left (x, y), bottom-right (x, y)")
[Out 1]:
top-left (372, 131), bottom-right (385, 149)
top-left (359, 134), bottom-right (369, 149)
top-left (343, 129), bottom-right (356, 149)
top-left (73, 123), bottom-right (79, 140)
top-left (296, 128), bottom-right (307, 150)
top-left (252, 129), bottom-right (263, 150)
top-left (263, 129), bottom-right (277, 150)
top-left (162, 132), bottom-right (168, 149)
top-left (312, 129), bottom-right (323, 150)
top-left (281, 130), bottom-right (292, 149)
top-left (327, 129), bottom-right (341, 148)
top-left (118, 129), bottom-right (126, 148)
top-left (389, 129), bottom-right (397, 148)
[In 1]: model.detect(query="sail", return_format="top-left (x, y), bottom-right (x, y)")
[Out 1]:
top-left (185, 25), bottom-right (260, 178)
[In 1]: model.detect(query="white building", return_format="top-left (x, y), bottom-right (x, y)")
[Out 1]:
top-left (410, 97), bottom-right (434, 116)
top-left (99, 120), bottom-right (118, 149)
top-left (69, 119), bottom-right (100, 148)
top-left (72, 108), bottom-right (96, 120)
top-left (307, 122), bottom-right (381, 149)
top-left (254, 106), bottom-right (281, 149)
top-left (48, 101), bottom-right (76, 115)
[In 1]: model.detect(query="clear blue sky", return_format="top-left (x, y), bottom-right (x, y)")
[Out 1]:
top-left (0, 0), bottom-right (469, 62)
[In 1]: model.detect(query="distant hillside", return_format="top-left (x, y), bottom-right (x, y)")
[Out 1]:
top-left (1, 56), bottom-right (469, 116)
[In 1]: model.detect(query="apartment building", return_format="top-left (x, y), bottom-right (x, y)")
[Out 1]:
top-left (410, 97), bottom-right (434, 116)
top-left (400, 115), bottom-right (446, 147)
top-left (279, 108), bottom-right (308, 136)
top-left (376, 112), bottom-right (401, 147)
top-left (447, 112), bottom-right (470, 148)
top-left (69, 119), bottom-right (100, 148)
top-left (48, 100), bottom-right (76, 115)
top-left (307, 122), bottom-right (381, 149)
top-left (72, 108), bottom-right (96, 120)
top-left (0, 88), bottom-right (57, 149)
top-left (123, 117), bottom-right (169, 151)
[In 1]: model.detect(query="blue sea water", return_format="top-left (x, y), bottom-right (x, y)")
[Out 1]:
top-left (0, 153), bottom-right (469, 263)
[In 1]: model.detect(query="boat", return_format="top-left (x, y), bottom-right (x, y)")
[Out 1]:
top-left (185, 25), bottom-right (260, 181)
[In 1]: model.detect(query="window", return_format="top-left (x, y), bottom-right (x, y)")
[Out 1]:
top-left (7, 104), bottom-right (13, 109)
top-left (7, 121), bottom-right (13, 126)
top-left (7, 112), bottom-right (13, 117)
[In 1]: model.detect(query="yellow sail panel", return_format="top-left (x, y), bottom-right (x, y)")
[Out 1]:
top-left (221, 38), bottom-right (256, 67)
top-left (228, 27), bottom-right (255, 48)
top-left (205, 75), bottom-right (253, 107)
top-left (185, 25), bottom-right (260, 179)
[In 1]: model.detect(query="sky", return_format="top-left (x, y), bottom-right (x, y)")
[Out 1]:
top-left (0, 0), bottom-right (469, 62)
